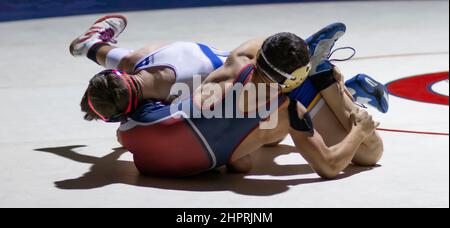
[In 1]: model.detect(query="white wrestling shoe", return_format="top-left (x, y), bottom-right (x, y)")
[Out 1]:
top-left (69, 15), bottom-right (127, 57)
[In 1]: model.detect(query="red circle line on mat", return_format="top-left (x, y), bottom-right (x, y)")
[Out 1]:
top-left (377, 128), bottom-right (449, 136)
top-left (386, 72), bottom-right (449, 106)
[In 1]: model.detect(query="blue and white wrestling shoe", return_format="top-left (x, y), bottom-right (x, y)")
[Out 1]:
top-left (306, 23), bottom-right (389, 113)
top-left (306, 22), bottom-right (347, 75)
top-left (345, 74), bottom-right (390, 113)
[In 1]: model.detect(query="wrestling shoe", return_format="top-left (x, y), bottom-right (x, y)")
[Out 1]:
top-left (69, 14), bottom-right (127, 57)
top-left (345, 74), bottom-right (390, 113)
top-left (306, 22), bottom-right (347, 75)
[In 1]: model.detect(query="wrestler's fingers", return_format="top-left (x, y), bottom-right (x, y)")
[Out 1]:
top-left (350, 112), bottom-right (357, 126)
top-left (336, 84), bottom-right (342, 98)
top-left (333, 67), bottom-right (343, 81)
top-left (360, 109), bottom-right (369, 119)
top-left (375, 121), bottom-right (381, 128)
top-left (345, 87), bottom-right (356, 102)
top-left (338, 80), bottom-right (345, 97)
top-left (353, 107), bottom-right (360, 115)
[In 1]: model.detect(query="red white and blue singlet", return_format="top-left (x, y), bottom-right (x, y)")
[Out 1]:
top-left (119, 64), bottom-right (323, 177)
top-left (118, 65), bottom-right (285, 176)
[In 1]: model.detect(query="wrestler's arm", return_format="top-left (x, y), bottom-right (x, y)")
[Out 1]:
top-left (194, 38), bottom-right (267, 105)
top-left (289, 101), bottom-right (378, 179)
top-left (194, 40), bottom-right (267, 173)
top-left (319, 68), bottom-right (384, 158)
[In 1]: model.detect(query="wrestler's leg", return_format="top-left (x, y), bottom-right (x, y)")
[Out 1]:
top-left (319, 76), bottom-right (384, 166)
top-left (91, 44), bottom-right (169, 73)
top-left (311, 100), bottom-right (349, 147)
top-left (76, 42), bottom-right (173, 73)
top-left (69, 15), bottom-right (135, 71)
top-left (91, 44), bottom-right (119, 67)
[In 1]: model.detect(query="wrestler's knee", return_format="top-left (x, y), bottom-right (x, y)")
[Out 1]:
top-left (353, 134), bottom-right (384, 166)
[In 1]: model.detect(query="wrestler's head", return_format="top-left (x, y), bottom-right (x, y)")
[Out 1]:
top-left (80, 69), bottom-right (138, 122)
top-left (256, 32), bottom-right (311, 93)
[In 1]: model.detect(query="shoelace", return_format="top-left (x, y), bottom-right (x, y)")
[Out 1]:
top-left (329, 47), bottom-right (356, 62)
top-left (328, 46), bottom-right (368, 109)
top-left (81, 27), bottom-right (117, 44)
top-left (99, 28), bottom-right (117, 44)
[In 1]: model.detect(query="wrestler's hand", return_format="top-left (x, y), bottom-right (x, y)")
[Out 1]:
top-left (350, 108), bottom-right (380, 139)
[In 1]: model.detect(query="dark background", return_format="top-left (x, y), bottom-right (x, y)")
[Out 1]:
top-left (0, 0), bottom-right (345, 22)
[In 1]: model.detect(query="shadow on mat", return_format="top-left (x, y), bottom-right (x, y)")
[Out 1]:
top-left (35, 145), bottom-right (377, 196)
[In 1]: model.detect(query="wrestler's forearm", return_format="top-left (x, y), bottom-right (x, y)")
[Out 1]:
top-left (328, 127), bottom-right (366, 171)
top-left (290, 126), bottom-right (366, 178)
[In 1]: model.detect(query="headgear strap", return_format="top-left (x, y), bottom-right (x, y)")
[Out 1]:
top-left (87, 70), bottom-right (138, 122)
top-left (257, 50), bottom-right (311, 93)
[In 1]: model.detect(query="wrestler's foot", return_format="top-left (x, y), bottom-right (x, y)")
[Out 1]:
top-left (346, 74), bottom-right (390, 113)
top-left (306, 23), bottom-right (347, 75)
top-left (69, 15), bottom-right (127, 57)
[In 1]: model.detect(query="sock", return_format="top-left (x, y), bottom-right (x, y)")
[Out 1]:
top-left (87, 42), bottom-right (109, 65)
top-left (105, 48), bottom-right (134, 69)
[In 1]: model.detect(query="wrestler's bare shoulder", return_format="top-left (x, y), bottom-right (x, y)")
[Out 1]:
top-left (202, 37), bottom-right (266, 84)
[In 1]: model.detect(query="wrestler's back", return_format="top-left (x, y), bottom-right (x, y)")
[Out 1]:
top-left (199, 50), bottom-right (292, 163)
top-left (119, 38), bottom-right (293, 177)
